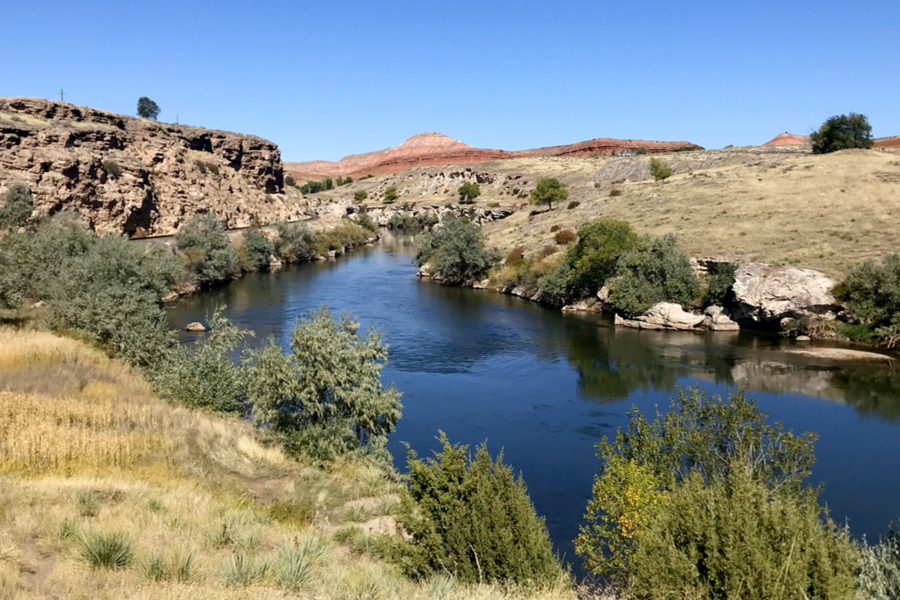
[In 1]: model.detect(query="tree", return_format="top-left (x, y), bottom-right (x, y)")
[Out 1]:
top-left (564, 218), bottom-right (638, 300)
top-left (414, 213), bottom-right (500, 283)
top-left (242, 225), bottom-right (275, 270)
top-left (324, 177), bottom-right (334, 190)
top-left (136, 97), bottom-right (160, 120)
top-left (392, 433), bottom-right (561, 585)
top-left (0, 184), bottom-right (34, 228)
top-left (285, 175), bottom-right (297, 188)
top-left (353, 190), bottom-right (368, 202)
top-left (635, 147), bottom-right (648, 155)
top-left (174, 213), bottom-right (238, 284)
top-left (529, 177), bottom-right (568, 210)
top-left (244, 306), bottom-right (402, 461)
top-left (272, 220), bottom-right (317, 262)
top-left (458, 182), bottom-right (481, 204)
top-left (383, 186), bottom-right (399, 203)
top-left (811, 112), bottom-right (873, 154)
top-left (649, 157), bottom-right (672, 181)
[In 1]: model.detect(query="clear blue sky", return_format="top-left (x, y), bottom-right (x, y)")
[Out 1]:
top-left (3, 0), bottom-right (897, 161)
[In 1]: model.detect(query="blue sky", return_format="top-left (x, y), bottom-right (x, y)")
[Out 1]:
top-left (3, 0), bottom-right (897, 161)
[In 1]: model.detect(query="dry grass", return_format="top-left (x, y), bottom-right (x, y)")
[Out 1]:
top-left (0, 327), bottom-right (576, 599)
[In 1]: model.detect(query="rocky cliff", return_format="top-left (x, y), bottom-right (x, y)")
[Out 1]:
top-left (285, 132), bottom-right (702, 181)
top-left (0, 97), bottom-right (303, 236)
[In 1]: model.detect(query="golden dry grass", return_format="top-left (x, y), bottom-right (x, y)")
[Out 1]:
top-left (0, 327), bottom-right (577, 600)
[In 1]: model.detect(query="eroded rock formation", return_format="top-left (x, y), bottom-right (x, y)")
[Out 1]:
top-left (0, 97), bottom-right (302, 236)
top-left (732, 263), bottom-right (840, 324)
top-left (285, 132), bottom-right (703, 181)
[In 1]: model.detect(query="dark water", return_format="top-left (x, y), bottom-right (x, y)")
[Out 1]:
top-left (168, 235), bottom-right (900, 569)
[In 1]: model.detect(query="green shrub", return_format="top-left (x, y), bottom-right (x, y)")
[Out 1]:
top-left (635, 147), bottom-right (648, 155)
top-left (314, 221), bottom-right (370, 255)
top-left (835, 256), bottom-right (900, 328)
top-left (704, 261), bottom-right (737, 306)
top-left (609, 188), bottom-right (622, 197)
top-left (610, 233), bottom-right (700, 317)
top-left (858, 528), bottom-right (900, 600)
top-left (221, 553), bottom-right (268, 587)
top-left (245, 306), bottom-right (402, 462)
top-left (354, 190), bottom-right (368, 202)
top-left (273, 221), bottom-right (317, 261)
top-left (357, 212), bottom-right (376, 231)
top-left (242, 226), bottom-right (275, 271)
top-left (151, 307), bottom-right (250, 413)
top-left (529, 177), bottom-right (568, 210)
top-left (550, 225), bottom-right (560, 232)
top-left (0, 184), bottom-right (34, 229)
top-left (577, 387), bottom-right (827, 590)
top-left (275, 543), bottom-right (314, 591)
top-left (78, 531), bottom-right (134, 569)
top-left (458, 182), bottom-right (480, 204)
top-left (285, 175), bottom-right (297, 188)
top-left (565, 218), bottom-right (638, 300)
top-left (554, 229), bottom-right (575, 245)
top-left (811, 112), bottom-right (874, 154)
top-left (383, 186), bottom-right (399, 203)
top-left (627, 461), bottom-right (858, 600)
top-left (566, 200), bottom-right (580, 210)
top-left (390, 433), bottom-right (561, 585)
top-left (101, 160), bottom-right (121, 179)
top-left (505, 245), bottom-right (526, 268)
top-left (414, 213), bottom-right (501, 284)
top-left (649, 157), bottom-right (672, 181)
top-left (175, 213), bottom-right (238, 285)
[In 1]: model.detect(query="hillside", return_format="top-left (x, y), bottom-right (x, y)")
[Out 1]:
top-left (299, 144), bottom-right (900, 277)
top-left (0, 326), bottom-right (573, 600)
top-left (285, 132), bottom-right (702, 181)
top-left (0, 98), bottom-right (305, 236)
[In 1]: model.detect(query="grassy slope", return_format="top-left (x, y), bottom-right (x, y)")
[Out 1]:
top-left (314, 146), bottom-right (900, 278)
top-left (0, 327), bottom-right (573, 600)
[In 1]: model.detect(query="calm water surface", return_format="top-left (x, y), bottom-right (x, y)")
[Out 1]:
top-left (168, 235), bottom-right (900, 569)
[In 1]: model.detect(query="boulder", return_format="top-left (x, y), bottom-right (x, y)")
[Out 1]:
top-left (732, 263), bottom-right (840, 323)
top-left (185, 322), bottom-right (206, 332)
top-left (637, 302), bottom-right (705, 330)
top-left (704, 305), bottom-right (741, 331)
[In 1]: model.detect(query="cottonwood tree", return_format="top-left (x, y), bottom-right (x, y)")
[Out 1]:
top-left (811, 112), bottom-right (873, 154)
top-left (529, 177), bottom-right (568, 210)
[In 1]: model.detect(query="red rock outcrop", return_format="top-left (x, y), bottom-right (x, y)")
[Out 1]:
top-left (285, 133), bottom-right (703, 181)
top-left (875, 136), bottom-right (900, 148)
top-left (0, 97), bottom-right (302, 236)
top-left (763, 132), bottom-right (811, 146)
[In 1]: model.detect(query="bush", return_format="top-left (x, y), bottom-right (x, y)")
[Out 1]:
top-left (626, 461), bottom-right (858, 600)
top-left (529, 177), bottom-right (568, 210)
top-left (565, 218), bottom-right (638, 301)
top-left (858, 528), bottom-right (900, 600)
top-left (354, 190), bottom-right (368, 202)
top-left (811, 112), bottom-right (874, 154)
top-left (390, 432), bottom-right (561, 585)
top-left (609, 188), bottom-right (622, 197)
top-left (175, 213), bottom-right (239, 285)
top-left (0, 184), bottom-right (34, 229)
top-left (550, 225), bottom-right (560, 232)
top-left (635, 147), bottom-right (648, 155)
top-left (79, 531), bottom-right (134, 569)
top-left (273, 221), bottom-right (317, 261)
top-left (835, 255), bottom-right (900, 328)
top-left (554, 229), bottom-right (575, 245)
top-left (566, 200), bottom-right (580, 210)
top-left (242, 226), bottom-right (275, 271)
top-left (388, 212), bottom-right (438, 231)
top-left (458, 182), bottom-right (480, 204)
top-left (285, 175), bottom-right (297, 188)
top-left (357, 212), bottom-right (376, 231)
top-left (649, 157), bottom-right (672, 181)
top-left (136, 97), bottom-right (160, 120)
top-left (705, 261), bottom-right (737, 306)
top-left (383, 186), bottom-right (399, 203)
top-left (576, 388), bottom-right (818, 577)
top-left (314, 221), bottom-right (370, 255)
top-left (101, 160), bottom-right (121, 179)
top-left (505, 245), bottom-right (526, 268)
top-left (244, 306), bottom-right (402, 461)
top-left (610, 233), bottom-right (700, 317)
top-left (151, 307), bottom-right (250, 413)
top-left (414, 213), bottom-right (501, 284)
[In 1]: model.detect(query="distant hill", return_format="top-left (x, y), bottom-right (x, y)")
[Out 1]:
top-left (284, 132), bottom-right (703, 181)
top-left (763, 132), bottom-right (811, 146)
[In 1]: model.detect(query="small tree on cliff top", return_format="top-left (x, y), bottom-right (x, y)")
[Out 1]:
top-left (529, 177), bottom-right (568, 210)
top-left (458, 182), bottom-right (480, 204)
top-left (136, 97), bottom-right (160, 120)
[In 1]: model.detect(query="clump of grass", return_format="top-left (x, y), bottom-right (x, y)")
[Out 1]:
top-left (143, 496), bottom-right (163, 512)
top-left (57, 518), bottom-right (79, 541)
top-left (344, 502), bottom-right (369, 523)
top-left (206, 523), bottom-right (235, 548)
top-left (78, 531), bottom-right (134, 569)
top-left (75, 490), bottom-right (99, 517)
top-left (275, 543), bottom-right (314, 591)
top-left (172, 553), bottom-right (195, 583)
top-left (428, 573), bottom-right (458, 599)
top-left (138, 551), bottom-right (195, 582)
top-left (221, 552), bottom-right (268, 587)
top-left (334, 523), bottom-right (365, 545)
top-left (139, 552), bottom-right (168, 582)
top-left (376, 495), bottom-right (400, 516)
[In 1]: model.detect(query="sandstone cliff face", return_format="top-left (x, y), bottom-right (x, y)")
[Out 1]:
top-left (285, 132), bottom-right (703, 181)
top-left (0, 98), bottom-right (302, 236)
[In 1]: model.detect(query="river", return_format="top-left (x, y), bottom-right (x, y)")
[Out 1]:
top-left (168, 234), bottom-right (900, 570)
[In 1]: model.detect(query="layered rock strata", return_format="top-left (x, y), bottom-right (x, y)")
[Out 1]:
top-left (0, 97), bottom-right (301, 236)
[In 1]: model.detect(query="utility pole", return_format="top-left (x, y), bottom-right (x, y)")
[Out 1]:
top-left (60, 89), bottom-right (65, 103)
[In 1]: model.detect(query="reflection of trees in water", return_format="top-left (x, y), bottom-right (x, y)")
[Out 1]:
top-left (555, 317), bottom-right (900, 423)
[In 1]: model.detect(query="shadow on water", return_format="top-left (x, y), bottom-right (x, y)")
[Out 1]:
top-left (168, 232), bottom-right (900, 574)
